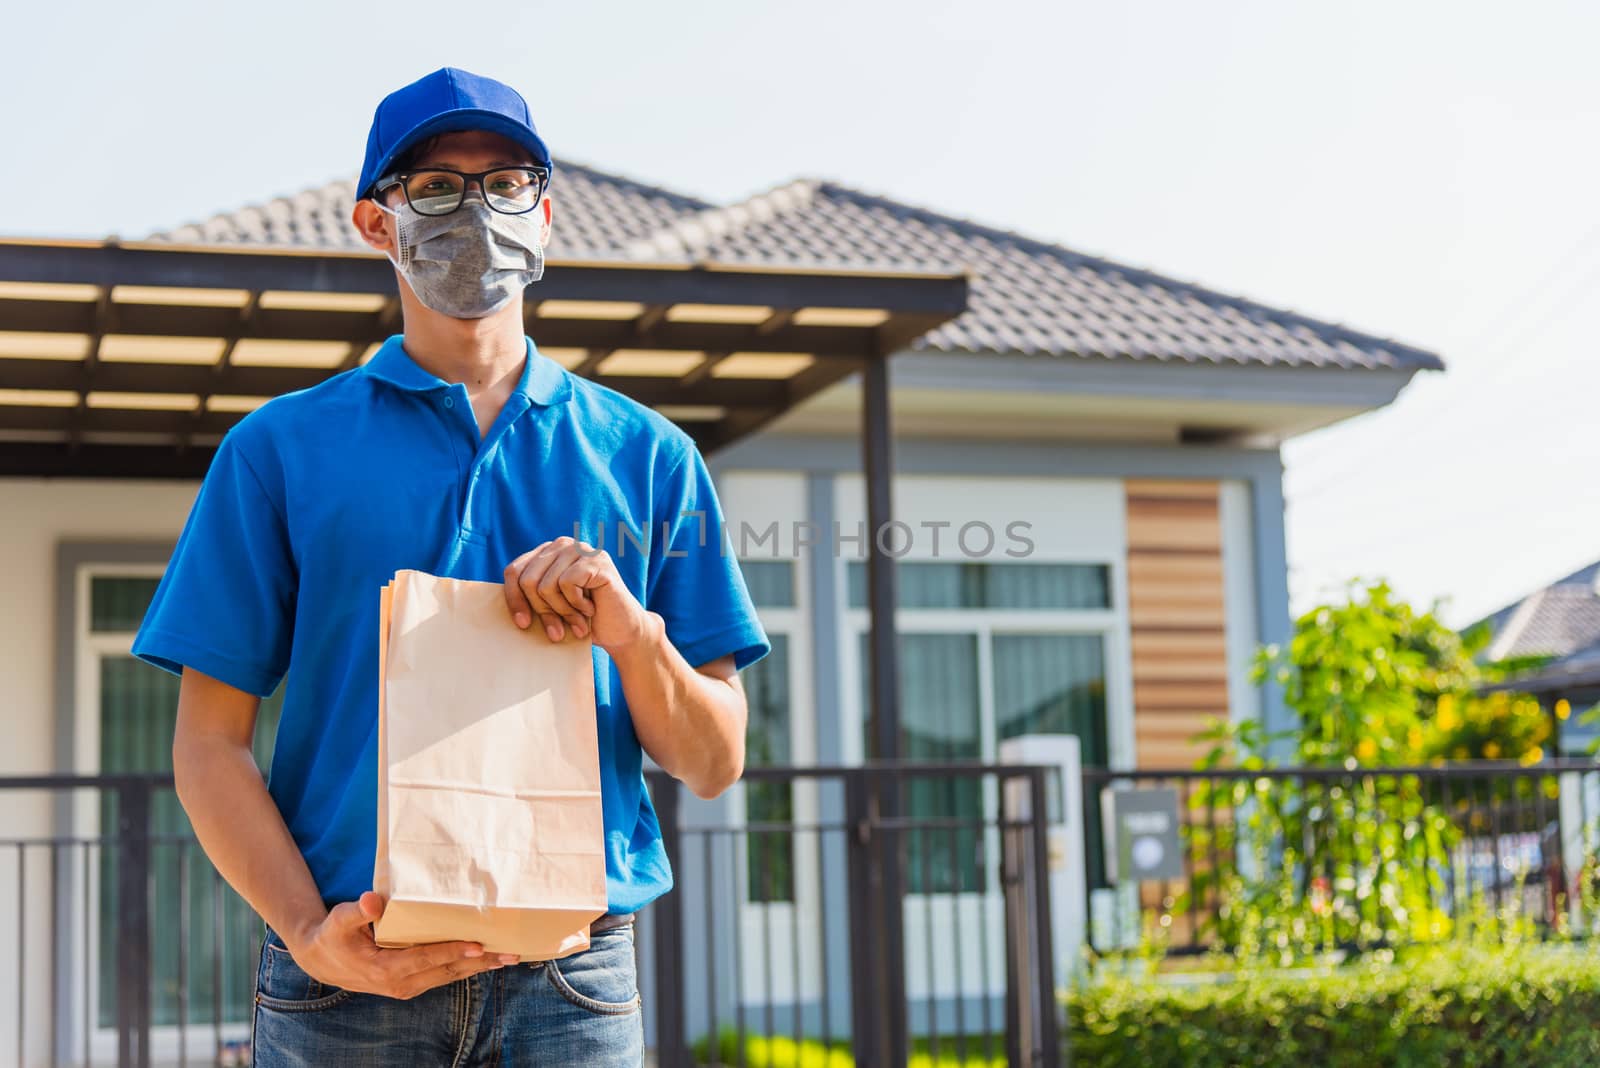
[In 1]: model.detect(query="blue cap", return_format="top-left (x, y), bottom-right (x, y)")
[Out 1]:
top-left (357, 68), bottom-right (553, 200)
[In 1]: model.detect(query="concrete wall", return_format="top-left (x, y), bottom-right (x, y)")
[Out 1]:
top-left (0, 478), bottom-right (196, 775)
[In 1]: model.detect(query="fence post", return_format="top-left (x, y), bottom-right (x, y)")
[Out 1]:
top-left (1001, 767), bottom-right (1065, 1065)
top-left (114, 776), bottom-right (153, 1068)
top-left (652, 774), bottom-right (689, 1068)
top-left (844, 770), bottom-right (910, 1066)
top-left (876, 771), bottom-right (909, 1068)
top-left (1001, 770), bottom-right (1031, 1067)
top-left (1030, 768), bottom-right (1065, 1066)
top-left (843, 772), bottom-right (883, 1065)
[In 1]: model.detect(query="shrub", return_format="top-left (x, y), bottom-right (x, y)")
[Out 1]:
top-left (694, 1031), bottom-right (1006, 1067)
top-left (1068, 943), bottom-right (1600, 1067)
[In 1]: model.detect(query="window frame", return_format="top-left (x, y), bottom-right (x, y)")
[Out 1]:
top-left (844, 562), bottom-right (1131, 844)
top-left (839, 580), bottom-right (1133, 772)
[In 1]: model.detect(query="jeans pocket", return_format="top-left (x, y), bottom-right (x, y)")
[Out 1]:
top-left (255, 931), bottom-right (353, 1013)
top-left (544, 927), bottom-right (640, 1016)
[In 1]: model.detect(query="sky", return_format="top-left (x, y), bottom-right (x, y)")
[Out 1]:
top-left (4, 0), bottom-right (1597, 626)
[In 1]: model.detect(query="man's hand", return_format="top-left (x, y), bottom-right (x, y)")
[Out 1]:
top-left (284, 892), bottom-right (517, 1000)
top-left (503, 536), bottom-right (748, 799)
top-left (503, 537), bottom-right (659, 653)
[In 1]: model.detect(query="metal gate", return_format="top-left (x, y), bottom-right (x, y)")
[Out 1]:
top-left (648, 763), bottom-right (1064, 1067)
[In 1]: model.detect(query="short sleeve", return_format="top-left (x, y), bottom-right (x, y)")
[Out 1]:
top-left (646, 445), bottom-right (770, 671)
top-left (132, 431), bottom-right (297, 698)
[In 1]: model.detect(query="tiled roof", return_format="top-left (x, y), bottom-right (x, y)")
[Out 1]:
top-left (1486, 639), bottom-right (1600, 699)
top-left (623, 180), bottom-right (1443, 370)
top-left (149, 168), bottom-right (1442, 373)
top-left (1484, 561), bottom-right (1600, 661)
top-left (149, 162), bottom-right (713, 261)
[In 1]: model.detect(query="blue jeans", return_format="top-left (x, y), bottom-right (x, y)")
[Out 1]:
top-left (251, 924), bottom-right (644, 1067)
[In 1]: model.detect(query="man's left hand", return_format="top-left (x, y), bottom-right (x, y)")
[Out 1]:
top-left (503, 537), bottom-right (655, 653)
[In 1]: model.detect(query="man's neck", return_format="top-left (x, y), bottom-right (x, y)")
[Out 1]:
top-left (401, 297), bottom-right (526, 387)
top-left (399, 294), bottom-right (527, 436)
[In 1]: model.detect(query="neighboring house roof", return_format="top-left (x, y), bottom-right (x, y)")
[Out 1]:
top-left (1482, 561), bottom-right (1600, 661)
top-left (149, 165), bottom-right (1444, 375)
top-left (1485, 639), bottom-right (1600, 699)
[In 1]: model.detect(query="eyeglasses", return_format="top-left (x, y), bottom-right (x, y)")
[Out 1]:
top-left (374, 167), bottom-right (550, 216)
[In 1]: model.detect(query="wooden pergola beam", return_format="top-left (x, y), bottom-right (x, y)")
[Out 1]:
top-left (0, 356), bottom-right (803, 409)
top-left (0, 239), bottom-right (969, 479)
top-left (0, 299), bottom-right (890, 358)
top-left (0, 241), bottom-right (967, 316)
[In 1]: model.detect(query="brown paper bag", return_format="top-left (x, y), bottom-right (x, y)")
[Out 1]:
top-left (372, 569), bottom-right (607, 961)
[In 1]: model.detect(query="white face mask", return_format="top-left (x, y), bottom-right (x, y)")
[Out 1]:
top-left (379, 199), bottom-right (545, 319)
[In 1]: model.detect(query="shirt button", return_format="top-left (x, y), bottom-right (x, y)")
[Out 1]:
top-left (443, 396), bottom-right (455, 408)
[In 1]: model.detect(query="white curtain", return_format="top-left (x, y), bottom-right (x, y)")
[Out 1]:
top-left (848, 562), bottom-right (1110, 611)
top-left (993, 634), bottom-right (1108, 762)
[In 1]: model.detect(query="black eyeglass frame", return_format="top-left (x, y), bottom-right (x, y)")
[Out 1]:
top-left (372, 166), bottom-right (551, 216)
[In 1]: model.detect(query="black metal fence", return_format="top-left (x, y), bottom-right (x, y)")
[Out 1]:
top-left (1, 764), bottom-right (1064, 1068)
top-left (2, 774), bottom-right (263, 1068)
top-left (1081, 760), bottom-right (1600, 958)
top-left (20, 760), bottom-right (1600, 1066)
top-left (647, 763), bottom-right (1062, 1068)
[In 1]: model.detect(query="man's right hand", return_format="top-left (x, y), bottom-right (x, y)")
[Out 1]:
top-left (283, 891), bottom-right (519, 1000)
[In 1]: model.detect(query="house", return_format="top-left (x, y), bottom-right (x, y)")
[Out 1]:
top-left (1481, 560), bottom-right (1600, 665)
top-left (0, 161), bottom-right (1442, 1061)
top-left (1479, 560), bottom-right (1600, 752)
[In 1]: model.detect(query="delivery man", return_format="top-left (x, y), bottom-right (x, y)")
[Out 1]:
top-left (133, 67), bottom-right (768, 1067)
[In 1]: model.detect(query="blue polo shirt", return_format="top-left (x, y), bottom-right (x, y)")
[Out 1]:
top-left (133, 335), bottom-right (769, 914)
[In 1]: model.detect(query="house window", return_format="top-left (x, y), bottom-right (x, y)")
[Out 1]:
top-left (741, 559), bottom-right (796, 609)
top-left (846, 561), bottom-right (1110, 611)
top-left (86, 575), bottom-right (280, 1029)
top-left (90, 576), bottom-right (162, 631)
top-left (850, 560), bottom-right (1115, 893)
top-left (994, 633), bottom-right (1109, 750)
top-left (860, 633), bottom-right (984, 893)
top-left (743, 635), bottom-right (793, 903)
top-left (739, 559), bottom-right (800, 904)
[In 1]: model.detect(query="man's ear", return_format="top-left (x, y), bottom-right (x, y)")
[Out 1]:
top-left (351, 198), bottom-right (396, 254)
top-left (538, 193), bottom-right (553, 247)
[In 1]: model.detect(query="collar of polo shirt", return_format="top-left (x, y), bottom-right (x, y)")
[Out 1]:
top-left (363, 334), bottom-right (573, 407)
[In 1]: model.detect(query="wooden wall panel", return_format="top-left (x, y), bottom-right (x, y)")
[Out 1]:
top-left (1126, 480), bottom-right (1231, 769)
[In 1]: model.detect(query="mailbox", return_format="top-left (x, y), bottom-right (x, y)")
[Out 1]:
top-left (1101, 786), bottom-right (1184, 884)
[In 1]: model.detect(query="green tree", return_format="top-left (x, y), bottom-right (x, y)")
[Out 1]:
top-left (1180, 582), bottom-right (1553, 961)
top-left (1254, 580), bottom-right (1547, 766)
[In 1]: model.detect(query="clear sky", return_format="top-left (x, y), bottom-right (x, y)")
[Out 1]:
top-left (6, 0), bottom-right (1597, 627)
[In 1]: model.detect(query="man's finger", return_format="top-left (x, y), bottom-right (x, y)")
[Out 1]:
top-left (357, 891), bottom-right (386, 923)
top-left (327, 897), bottom-right (378, 932)
top-left (534, 544), bottom-right (590, 638)
top-left (377, 940), bottom-right (491, 978)
top-left (502, 545), bottom-right (546, 629)
top-left (557, 554), bottom-right (606, 621)
top-left (391, 956), bottom-right (510, 999)
top-left (520, 578), bottom-right (566, 642)
top-left (519, 544), bottom-right (577, 641)
top-left (511, 545), bottom-right (560, 638)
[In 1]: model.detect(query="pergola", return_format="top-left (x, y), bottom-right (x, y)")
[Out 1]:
top-left (0, 236), bottom-right (968, 765)
top-left (0, 239), bottom-right (964, 475)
